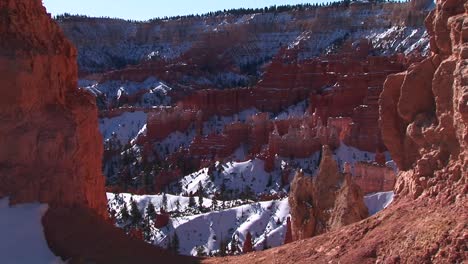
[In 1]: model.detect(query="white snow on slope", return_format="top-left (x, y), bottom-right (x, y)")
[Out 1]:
top-left (364, 191), bottom-right (394, 215)
top-left (165, 199), bottom-right (290, 255)
top-left (273, 100), bottom-right (308, 120)
top-left (107, 191), bottom-right (393, 256)
top-left (179, 159), bottom-right (286, 199)
top-left (0, 198), bottom-right (62, 264)
top-left (99, 111), bottom-right (147, 143)
top-left (107, 193), bottom-right (289, 256)
top-left (81, 77), bottom-right (172, 107)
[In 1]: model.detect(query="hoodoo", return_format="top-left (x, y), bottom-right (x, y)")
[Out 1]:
top-left (204, 0), bottom-right (467, 263)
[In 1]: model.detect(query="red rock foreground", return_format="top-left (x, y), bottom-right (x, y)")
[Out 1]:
top-left (204, 0), bottom-right (468, 263)
top-left (0, 0), bottom-right (196, 263)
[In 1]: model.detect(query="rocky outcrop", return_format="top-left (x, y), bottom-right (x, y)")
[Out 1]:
top-left (204, 1), bottom-right (467, 263)
top-left (0, 1), bottom-right (197, 263)
top-left (380, 0), bottom-right (467, 200)
top-left (288, 145), bottom-right (368, 240)
top-left (242, 232), bottom-right (254, 253)
top-left (0, 0), bottom-right (106, 217)
top-left (353, 162), bottom-right (396, 194)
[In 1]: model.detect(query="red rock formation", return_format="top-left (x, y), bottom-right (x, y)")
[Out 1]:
top-left (0, 0), bottom-right (106, 217)
top-left (181, 88), bottom-right (255, 118)
top-left (146, 106), bottom-right (201, 141)
top-left (204, 2), bottom-right (467, 262)
top-left (154, 210), bottom-right (170, 228)
top-left (242, 232), bottom-right (254, 253)
top-left (288, 145), bottom-right (368, 240)
top-left (283, 217), bottom-right (293, 245)
top-left (0, 1), bottom-right (197, 263)
top-left (380, 0), bottom-right (467, 199)
top-left (353, 162), bottom-right (396, 194)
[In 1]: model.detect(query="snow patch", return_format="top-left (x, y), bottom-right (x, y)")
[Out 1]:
top-left (0, 198), bottom-right (63, 264)
top-left (364, 191), bottom-right (394, 215)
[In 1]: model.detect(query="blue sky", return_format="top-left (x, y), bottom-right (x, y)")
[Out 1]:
top-left (42, 0), bottom-right (333, 21)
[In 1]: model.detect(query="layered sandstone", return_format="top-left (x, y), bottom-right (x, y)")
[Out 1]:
top-left (380, 0), bottom-right (467, 200)
top-left (0, 0), bottom-right (106, 217)
top-left (288, 146), bottom-right (368, 240)
top-left (204, 1), bottom-right (467, 263)
top-left (0, 1), bottom-right (196, 262)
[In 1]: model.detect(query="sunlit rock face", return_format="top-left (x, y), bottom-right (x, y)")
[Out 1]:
top-left (289, 145), bottom-right (368, 241)
top-left (0, 0), bottom-right (107, 217)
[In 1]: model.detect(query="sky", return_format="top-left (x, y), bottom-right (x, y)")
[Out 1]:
top-left (42, 0), bottom-right (333, 21)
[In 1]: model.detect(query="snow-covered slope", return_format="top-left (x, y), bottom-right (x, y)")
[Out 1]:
top-left (107, 190), bottom-right (393, 256)
top-left (107, 193), bottom-right (290, 256)
top-left (364, 191), bottom-right (394, 215)
top-left (99, 111), bottom-right (147, 144)
top-left (81, 77), bottom-right (172, 108)
top-left (0, 198), bottom-right (62, 264)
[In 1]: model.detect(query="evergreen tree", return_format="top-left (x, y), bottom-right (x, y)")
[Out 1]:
top-left (172, 232), bottom-right (180, 254)
top-left (145, 202), bottom-right (156, 220)
top-left (197, 182), bottom-right (204, 209)
top-left (142, 217), bottom-right (153, 242)
top-left (188, 194), bottom-right (196, 208)
top-left (130, 199), bottom-right (142, 226)
top-left (219, 238), bottom-right (228, 256)
top-left (266, 174), bottom-right (273, 187)
top-left (211, 197), bottom-right (218, 211)
top-left (162, 192), bottom-right (168, 210)
top-left (175, 199), bottom-right (181, 212)
top-left (120, 204), bottom-right (130, 223)
top-left (263, 232), bottom-right (269, 250)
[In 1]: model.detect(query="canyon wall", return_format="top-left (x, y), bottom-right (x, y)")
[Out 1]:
top-left (380, 0), bottom-right (467, 200)
top-left (0, 0), bottom-right (107, 217)
top-left (204, 1), bottom-right (467, 263)
top-left (0, 1), bottom-right (196, 262)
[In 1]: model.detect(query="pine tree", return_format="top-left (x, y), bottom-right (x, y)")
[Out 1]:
top-left (142, 217), bottom-right (152, 242)
top-left (172, 232), bottom-right (180, 254)
top-left (197, 181), bottom-right (204, 209)
top-left (211, 197), bottom-right (218, 211)
top-left (188, 194), bottom-right (196, 208)
top-left (146, 202), bottom-right (156, 220)
top-left (130, 200), bottom-right (142, 226)
top-left (121, 204), bottom-right (130, 223)
top-left (263, 232), bottom-right (269, 250)
top-left (162, 192), bottom-right (168, 210)
top-left (219, 239), bottom-right (228, 256)
top-left (266, 174), bottom-right (273, 187)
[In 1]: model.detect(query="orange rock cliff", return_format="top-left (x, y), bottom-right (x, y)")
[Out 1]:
top-left (0, 0), bottom-right (196, 263)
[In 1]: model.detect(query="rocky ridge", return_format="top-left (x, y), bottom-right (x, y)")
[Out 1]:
top-left (204, 0), bottom-right (468, 262)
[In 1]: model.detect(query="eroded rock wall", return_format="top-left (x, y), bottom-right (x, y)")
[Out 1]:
top-left (0, 0), bottom-right (107, 217)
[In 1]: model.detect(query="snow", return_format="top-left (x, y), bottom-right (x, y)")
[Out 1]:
top-left (364, 191), bottom-right (394, 215)
top-left (81, 77), bottom-right (172, 108)
top-left (99, 111), bottom-right (147, 143)
top-left (107, 193), bottom-right (290, 256)
top-left (273, 100), bottom-right (308, 120)
top-left (0, 198), bottom-right (63, 264)
top-left (107, 190), bottom-right (393, 256)
top-left (178, 159), bottom-right (286, 199)
top-left (334, 144), bottom-right (385, 174)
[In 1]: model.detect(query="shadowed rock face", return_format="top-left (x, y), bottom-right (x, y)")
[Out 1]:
top-left (289, 145), bottom-right (368, 240)
top-left (0, 0), bottom-right (107, 217)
